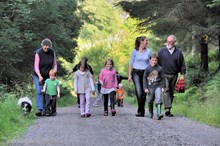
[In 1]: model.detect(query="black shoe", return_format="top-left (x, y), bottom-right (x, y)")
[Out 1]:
top-left (165, 110), bottom-right (170, 116)
top-left (165, 111), bottom-right (173, 117)
top-left (111, 109), bottom-right (116, 116)
top-left (136, 113), bottom-right (144, 117)
top-left (35, 110), bottom-right (42, 116)
top-left (157, 114), bottom-right (164, 120)
top-left (51, 112), bottom-right (57, 116)
top-left (86, 113), bottom-right (91, 117)
top-left (104, 111), bottom-right (108, 116)
top-left (167, 113), bottom-right (174, 117)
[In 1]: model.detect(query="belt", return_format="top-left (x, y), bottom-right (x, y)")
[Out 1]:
top-left (133, 68), bottom-right (145, 72)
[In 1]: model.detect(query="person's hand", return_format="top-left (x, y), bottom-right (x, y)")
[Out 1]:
top-left (41, 89), bottom-right (45, 93)
top-left (128, 76), bottom-right (132, 82)
top-left (162, 88), bottom-right (168, 93)
top-left (39, 76), bottom-right (43, 82)
top-left (144, 89), bottom-right (149, 93)
top-left (57, 94), bottom-right (60, 98)
top-left (91, 91), bottom-right (95, 95)
top-left (179, 75), bottom-right (184, 80)
top-left (74, 91), bottom-right (77, 94)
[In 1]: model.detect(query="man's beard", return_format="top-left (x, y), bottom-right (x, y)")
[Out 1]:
top-left (166, 45), bottom-right (174, 49)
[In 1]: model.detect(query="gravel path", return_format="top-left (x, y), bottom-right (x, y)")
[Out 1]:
top-left (6, 97), bottom-right (220, 146)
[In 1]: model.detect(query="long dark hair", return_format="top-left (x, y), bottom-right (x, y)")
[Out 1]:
top-left (77, 60), bottom-right (89, 71)
top-left (135, 36), bottom-right (146, 50)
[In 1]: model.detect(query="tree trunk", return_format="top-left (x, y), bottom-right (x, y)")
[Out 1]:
top-left (200, 37), bottom-right (208, 72)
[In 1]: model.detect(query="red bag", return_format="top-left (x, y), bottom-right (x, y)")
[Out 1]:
top-left (175, 79), bottom-right (185, 93)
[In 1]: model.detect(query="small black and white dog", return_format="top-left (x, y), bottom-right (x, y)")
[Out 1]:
top-left (18, 96), bottom-right (32, 113)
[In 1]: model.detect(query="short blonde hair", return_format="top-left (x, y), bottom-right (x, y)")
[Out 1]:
top-left (49, 69), bottom-right (56, 76)
top-left (118, 83), bottom-right (123, 88)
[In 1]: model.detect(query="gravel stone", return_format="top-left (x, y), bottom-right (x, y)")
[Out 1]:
top-left (6, 97), bottom-right (220, 146)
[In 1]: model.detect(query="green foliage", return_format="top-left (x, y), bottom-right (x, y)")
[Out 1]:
top-left (173, 100), bottom-right (220, 128)
top-left (208, 0), bottom-right (220, 8)
top-left (173, 70), bottom-right (220, 127)
top-left (57, 84), bottom-right (76, 107)
top-left (205, 72), bottom-right (220, 98)
top-left (0, 0), bottom-right (82, 87)
top-left (0, 95), bottom-right (35, 145)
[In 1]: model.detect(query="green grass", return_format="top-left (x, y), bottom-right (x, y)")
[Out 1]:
top-left (57, 94), bottom-right (76, 107)
top-left (173, 100), bottom-right (220, 128)
top-left (125, 93), bottom-right (220, 128)
top-left (0, 97), bottom-right (35, 145)
top-left (0, 93), bottom-right (75, 146)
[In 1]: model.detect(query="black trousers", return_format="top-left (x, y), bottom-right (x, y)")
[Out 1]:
top-left (117, 99), bottom-right (123, 107)
top-left (103, 91), bottom-right (116, 112)
top-left (45, 94), bottom-right (57, 114)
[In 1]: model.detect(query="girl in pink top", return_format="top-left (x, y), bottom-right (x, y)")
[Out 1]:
top-left (99, 58), bottom-right (118, 116)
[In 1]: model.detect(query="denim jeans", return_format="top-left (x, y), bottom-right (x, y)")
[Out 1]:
top-left (132, 69), bottom-right (146, 115)
top-left (33, 75), bottom-right (44, 110)
top-left (147, 87), bottom-right (162, 105)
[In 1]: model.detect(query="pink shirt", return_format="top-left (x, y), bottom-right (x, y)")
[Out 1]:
top-left (99, 68), bottom-right (118, 89)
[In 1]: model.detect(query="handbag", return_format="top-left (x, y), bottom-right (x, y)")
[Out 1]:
top-left (175, 79), bottom-right (185, 93)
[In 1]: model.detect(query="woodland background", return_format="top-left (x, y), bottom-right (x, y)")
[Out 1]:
top-left (1, 0), bottom-right (220, 144)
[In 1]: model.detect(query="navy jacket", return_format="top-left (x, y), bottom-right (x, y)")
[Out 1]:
top-left (158, 46), bottom-right (186, 75)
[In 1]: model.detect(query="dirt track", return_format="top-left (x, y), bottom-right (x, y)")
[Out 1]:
top-left (6, 97), bottom-right (220, 146)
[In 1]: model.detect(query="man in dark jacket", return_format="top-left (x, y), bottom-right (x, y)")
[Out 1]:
top-left (158, 35), bottom-right (186, 117)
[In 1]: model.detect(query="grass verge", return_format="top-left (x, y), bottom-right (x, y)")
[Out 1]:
top-left (0, 97), bottom-right (35, 145)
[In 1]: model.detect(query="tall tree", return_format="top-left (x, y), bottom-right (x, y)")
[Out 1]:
top-left (0, 0), bottom-right (82, 86)
top-left (118, 0), bottom-right (220, 72)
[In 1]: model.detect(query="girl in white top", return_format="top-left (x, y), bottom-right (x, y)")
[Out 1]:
top-left (74, 61), bottom-right (95, 117)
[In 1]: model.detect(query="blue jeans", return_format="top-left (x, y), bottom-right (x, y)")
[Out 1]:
top-left (132, 69), bottom-right (146, 115)
top-left (147, 87), bottom-right (162, 105)
top-left (33, 75), bottom-right (44, 110)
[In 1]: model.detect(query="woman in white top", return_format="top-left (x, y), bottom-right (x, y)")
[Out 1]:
top-left (128, 36), bottom-right (151, 117)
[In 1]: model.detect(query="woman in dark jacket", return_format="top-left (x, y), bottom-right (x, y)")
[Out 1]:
top-left (33, 38), bottom-right (57, 116)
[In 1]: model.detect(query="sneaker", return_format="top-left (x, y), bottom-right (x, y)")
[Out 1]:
top-left (86, 113), bottom-right (91, 117)
top-left (104, 111), bottom-right (108, 116)
top-left (111, 109), bottom-right (116, 116)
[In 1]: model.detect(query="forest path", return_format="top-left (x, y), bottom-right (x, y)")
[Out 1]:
top-left (6, 97), bottom-right (220, 146)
